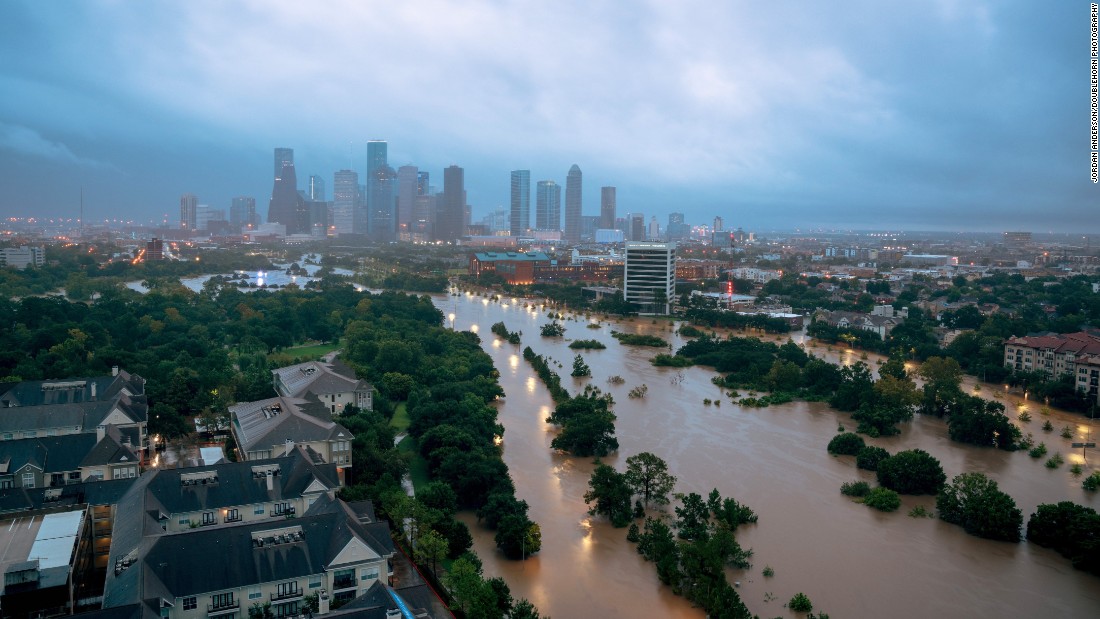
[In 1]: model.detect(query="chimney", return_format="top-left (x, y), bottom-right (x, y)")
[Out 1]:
top-left (319, 590), bottom-right (329, 615)
top-left (266, 473), bottom-right (274, 492)
top-left (90, 382), bottom-right (97, 400)
top-left (112, 366), bottom-right (119, 377)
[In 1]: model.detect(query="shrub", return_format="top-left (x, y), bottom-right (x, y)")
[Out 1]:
top-left (856, 446), bottom-right (890, 471)
top-left (864, 487), bottom-right (901, 512)
top-left (1071, 463), bottom-right (1084, 477)
top-left (1045, 454), bottom-right (1064, 469)
top-left (568, 339), bottom-right (606, 350)
top-left (1061, 426), bottom-right (1074, 439)
top-left (1083, 471), bottom-right (1100, 491)
top-left (876, 449), bottom-right (946, 495)
top-left (1042, 420), bottom-right (1054, 432)
top-left (1017, 411), bottom-right (1032, 423)
top-left (827, 432), bottom-right (865, 456)
top-left (540, 322), bottom-right (565, 337)
top-left (840, 481), bottom-right (871, 497)
top-left (789, 592), bottom-right (813, 612)
top-left (937, 472), bottom-right (1022, 541)
top-left (1029, 443), bottom-right (1048, 459)
top-left (762, 565), bottom-right (775, 577)
top-left (909, 505), bottom-right (934, 518)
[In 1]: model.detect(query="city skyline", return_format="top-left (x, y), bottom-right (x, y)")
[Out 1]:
top-left (0, 1), bottom-right (1094, 232)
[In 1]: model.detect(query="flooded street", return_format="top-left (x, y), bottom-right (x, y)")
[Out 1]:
top-left (436, 291), bottom-right (1100, 618)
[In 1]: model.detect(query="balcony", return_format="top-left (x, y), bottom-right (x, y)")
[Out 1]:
top-left (207, 600), bottom-right (239, 616)
top-left (270, 589), bottom-right (303, 602)
top-left (224, 514), bottom-right (242, 523)
top-left (332, 576), bottom-right (356, 591)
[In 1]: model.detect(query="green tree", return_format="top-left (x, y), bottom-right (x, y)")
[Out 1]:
top-left (624, 452), bottom-right (677, 508)
top-left (510, 599), bottom-right (545, 619)
top-left (918, 356), bottom-right (964, 416)
top-left (855, 446), bottom-right (890, 471)
top-left (414, 529), bottom-right (448, 574)
top-left (674, 492), bottom-right (711, 541)
top-left (570, 353), bottom-right (591, 377)
top-left (876, 449), bottom-right (946, 495)
top-left (863, 487), bottom-right (901, 512)
top-left (584, 463), bottom-right (634, 527)
top-left (827, 432), bottom-right (865, 456)
top-left (937, 472), bottom-right (1022, 542)
top-left (1027, 501), bottom-right (1100, 575)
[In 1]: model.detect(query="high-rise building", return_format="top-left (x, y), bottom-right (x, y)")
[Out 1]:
top-left (713, 216), bottom-right (724, 232)
top-left (417, 171), bottom-right (430, 196)
top-left (332, 169), bottom-right (359, 236)
top-left (668, 212), bottom-right (689, 241)
top-left (536, 180), bottom-right (561, 231)
top-left (268, 157), bottom-right (307, 234)
top-left (600, 187), bottom-right (616, 230)
top-left (436, 165), bottom-right (465, 242)
top-left (369, 164), bottom-right (397, 242)
top-left (230, 196), bottom-right (257, 229)
top-left (308, 175), bottom-right (326, 201)
top-left (396, 165), bottom-right (419, 237)
top-left (630, 213), bottom-right (645, 242)
top-left (365, 140), bottom-right (387, 236)
top-left (413, 194), bottom-right (434, 241)
top-left (274, 148), bottom-right (293, 179)
top-left (510, 170), bottom-right (530, 236)
top-left (648, 217), bottom-right (660, 241)
top-left (179, 193), bottom-right (198, 231)
top-left (624, 241), bottom-right (677, 315)
top-left (564, 164), bottom-right (582, 243)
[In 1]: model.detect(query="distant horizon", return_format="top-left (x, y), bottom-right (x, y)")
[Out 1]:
top-left (1, 2), bottom-right (1095, 232)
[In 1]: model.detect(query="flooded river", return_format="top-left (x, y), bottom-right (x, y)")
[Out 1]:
top-left (435, 290), bottom-right (1100, 618)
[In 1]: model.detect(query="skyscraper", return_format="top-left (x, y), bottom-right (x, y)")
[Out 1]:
top-left (417, 171), bottom-right (430, 196)
top-left (365, 141), bottom-right (387, 237)
top-left (179, 193), bottom-right (197, 231)
top-left (396, 165), bottom-right (419, 237)
top-left (630, 213), bottom-right (645, 242)
top-left (332, 169), bottom-right (359, 236)
top-left (536, 180), bottom-right (561, 231)
top-left (369, 164), bottom-right (397, 242)
top-left (230, 196), bottom-right (256, 229)
top-left (436, 165), bottom-right (465, 242)
top-left (268, 156), bottom-right (307, 234)
top-left (600, 186), bottom-right (616, 229)
top-left (564, 164), bottom-right (582, 243)
top-left (668, 212), bottom-right (688, 241)
top-left (510, 170), bottom-right (530, 236)
top-left (274, 148), bottom-right (293, 179)
top-left (308, 175), bottom-right (326, 201)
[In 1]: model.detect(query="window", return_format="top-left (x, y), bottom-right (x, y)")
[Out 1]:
top-left (183, 596), bottom-right (197, 611)
top-left (333, 568), bottom-right (355, 590)
top-left (21, 472), bottom-right (34, 488)
top-left (202, 512), bottom-right (215, 525)
top-left (226, 508), bottom-right (240, 522)
top-left (1, 433), bottom-right (10, 441)
top-left (210, 592), bottom-right (235, 609)
top-left (179, 518), bottom-right (190, 526)
top-left (22, 431), bottom-right (36, 439)
top-left (68, 471), bottom-right (81, 481)
top-left (309, 576), bottom-right (322, 589)
top-left (362, 567), bottom-right (379, 581)
top-left (46, 428), bottom-right (57, 436)
top-left (273, 502), bottom-right (290, 515)
top-left (254, 505), bottom-right (265, 515)
top-left (248, 587), bottom-right (262, 600)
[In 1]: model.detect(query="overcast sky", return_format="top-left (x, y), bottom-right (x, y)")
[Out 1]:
top-left (0, 1), bottom-right (1095, 232)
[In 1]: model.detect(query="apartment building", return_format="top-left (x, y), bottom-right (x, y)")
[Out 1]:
top-left (229, 397), bottom-right (353, 469)
top-left (272, 361), bottom-right (373, 414)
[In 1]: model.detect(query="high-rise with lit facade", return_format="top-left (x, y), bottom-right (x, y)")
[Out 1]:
top-left (332, 169), bottom-right (359, 236)
top-left (600, 186), bottom-right (616, 229)
top-left (436, 165), bottom-right (465, 242)
top-left (624, 241), bottom-right (676, 315)
top-left (308, 175), bottom-right (326, 201)
top-left (564, 164), bottom-right (582, 243)
top-left (510, 170), bottom-right (530, 236)
top-left (536, 180), bottom-right (560, 231)
top-left (274, 148), bottom-right (293, 179)
top-left (369, 164), bottom-right (397, 242)
top-left (179, 193), bottom-right (198, 231)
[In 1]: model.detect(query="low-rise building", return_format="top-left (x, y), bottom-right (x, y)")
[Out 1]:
top-left (1004, 331), bottom-right (1100, 377)
top-left (103, 493), bottom-right (394, 619)
top-left (0, 425), bottom-right (139, 490)
top-left (0, 369), bottom-right (149, 457)
top-left (273, 360), bottom-right (373, 414)
top-left (0, 509), bottom-right (95, 618)
top-left (229, 397), bottom-right (354, 471)
top-left (815, 310), bottom-right (903, 339)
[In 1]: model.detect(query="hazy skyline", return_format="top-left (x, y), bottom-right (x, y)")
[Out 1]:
top-left (0, 1), bottom-right (1095, 232)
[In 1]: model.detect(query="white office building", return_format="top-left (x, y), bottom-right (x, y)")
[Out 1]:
top-left (624, 241), bottom-right (676, 315)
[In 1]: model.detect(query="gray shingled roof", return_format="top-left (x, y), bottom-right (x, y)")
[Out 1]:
top-left (230, 396), bottom-right (352, 454)
top-left (272, 361), bottom-right (371, 399)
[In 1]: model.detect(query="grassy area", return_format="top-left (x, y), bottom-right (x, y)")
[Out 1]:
top-left (398, 435), bottom-right (430, 492)
top-left (280, 340), bottom-right (340, 360)
top-left (389, 402), bottom-right (410, 433)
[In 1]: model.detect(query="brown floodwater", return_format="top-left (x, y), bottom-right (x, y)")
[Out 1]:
top-left (436, 291), bottom-right (1100, 618)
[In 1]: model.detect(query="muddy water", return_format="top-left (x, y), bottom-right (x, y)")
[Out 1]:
top-left (436, 292), bottom-right (1100, 618)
